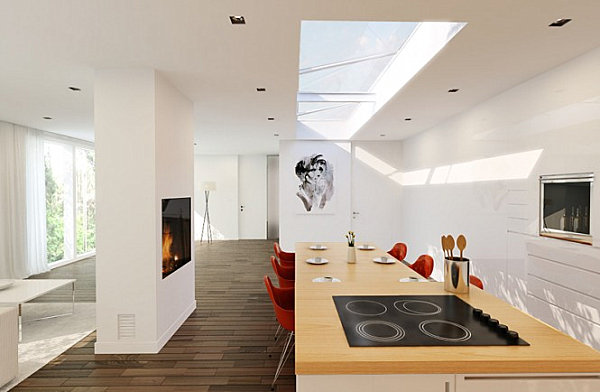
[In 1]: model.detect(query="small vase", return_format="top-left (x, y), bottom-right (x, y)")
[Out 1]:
top-left (347, 246), bottom-right (356, 264)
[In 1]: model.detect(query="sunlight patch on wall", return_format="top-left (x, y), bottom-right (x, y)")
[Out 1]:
top-left (390, 168), bottom-right (431, 186)
top-left (446, 149), bottom-right (543, 184)
top-left (396, 149), bottom-right (543, 187)
top-left (354, 146), bottom-right (397, 175)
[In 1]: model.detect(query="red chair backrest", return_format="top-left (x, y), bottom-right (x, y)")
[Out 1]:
top-left (410, 254), bottom-right (434, 279)
top-left (264, 276), bottom-right (295, 332)
top-left (388, 242), bottom-right (407, 261)
top-left (469, 275), bottom-right (484, 290)
top-left (274, 242), bottom-right (295, 262)
top-left (270, 256), bottom-right (295, 288)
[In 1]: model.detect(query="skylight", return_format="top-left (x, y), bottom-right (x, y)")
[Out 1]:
top-left (297, 20), bottom-right (466, 139)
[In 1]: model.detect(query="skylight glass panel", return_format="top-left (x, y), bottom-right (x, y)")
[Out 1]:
top-left (299, 21), bottom-right (418, 93)
top-left (297, 20), bottom-right (466, 139)
top-left (297, 102), bottom-right (363, 121)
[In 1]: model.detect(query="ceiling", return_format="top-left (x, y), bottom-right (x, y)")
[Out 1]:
top-left (0, 0), bottom-right (599, 155)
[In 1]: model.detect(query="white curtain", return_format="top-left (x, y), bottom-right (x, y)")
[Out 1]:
top-left (23, 126), bottom-right (49, 275)
top-left (0, 122), bottom-right (49, 278)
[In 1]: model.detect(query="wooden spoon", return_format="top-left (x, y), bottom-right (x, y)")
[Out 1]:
top-left (441, 235), bottom-right (448, 258)
top-left (457, 234), bottom-right (467, 261)
top-left (447, 235), bottom-right (455, 259)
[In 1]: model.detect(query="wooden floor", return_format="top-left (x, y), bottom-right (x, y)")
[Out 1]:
top-left (13, 240), bottom-right (295, 391)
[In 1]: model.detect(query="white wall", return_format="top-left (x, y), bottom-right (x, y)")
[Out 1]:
top-left (154, 72), bottom-right (196, 346)
top-left (399, 46), bottom-right (600, 347)
top-left (238, 155), bottom-right (267, 239)
top-left (194, 154), bottom-right (269, 241)
top-left (95, 68), bottom-right (195, 354)
top-left (351, 141), bottom-right (403, 252)
top-left (279, 141), bottom-right (352, 251)
top-left (279, 140), bottom-right (403, 252)
top-left (194, 155), bottom-right (239, 240)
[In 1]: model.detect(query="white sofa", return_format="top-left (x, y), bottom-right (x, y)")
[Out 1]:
top-left (0, 306), bottom-right (18, 387)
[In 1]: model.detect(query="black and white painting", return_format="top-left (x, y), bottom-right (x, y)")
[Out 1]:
top-left (295, 153), bottom-right (335, 213)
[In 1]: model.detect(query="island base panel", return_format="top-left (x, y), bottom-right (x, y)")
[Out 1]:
top-left (297, 373), bottom-right (600, 392)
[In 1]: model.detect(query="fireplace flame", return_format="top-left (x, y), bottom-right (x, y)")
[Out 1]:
top-left (163, 224), bottom-right (174, 274)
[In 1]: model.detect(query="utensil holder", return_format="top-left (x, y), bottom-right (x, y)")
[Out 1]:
top-left (347, 246), bottom-right (356, 264)
top-left (444, 257), bottom-right (469, 293)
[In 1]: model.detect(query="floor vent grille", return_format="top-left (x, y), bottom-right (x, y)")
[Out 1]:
top-left (117, 314), bottom-right (135, 339)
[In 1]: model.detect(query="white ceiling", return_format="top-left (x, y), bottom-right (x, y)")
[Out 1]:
top-left (0, 0), bottom-right (599, 155)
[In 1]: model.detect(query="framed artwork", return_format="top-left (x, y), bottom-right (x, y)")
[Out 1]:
top-left (294, 153), bottom-right (336, 214)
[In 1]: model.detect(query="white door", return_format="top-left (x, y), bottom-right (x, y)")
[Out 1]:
top-left (351, 142), bottom-right (402, 252)
top-left (238, 155), bottom-right (267, 239)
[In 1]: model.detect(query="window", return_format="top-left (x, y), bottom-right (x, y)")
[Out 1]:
top-left (76, 148), bottom-right (96, 254)
top-left (44, 140), bottom-right (95, 264)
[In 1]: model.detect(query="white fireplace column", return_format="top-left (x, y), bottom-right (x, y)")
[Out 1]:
top-left (94, 68), bottom-right (196, 354)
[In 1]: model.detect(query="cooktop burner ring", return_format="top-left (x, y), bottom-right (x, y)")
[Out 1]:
top-left (345, 300), bottom-right (388, 316)
top-left (419, 320), bottom-right (472, 342)
top-left (393, 300), bottom-right (442, 316)
top-left (355, 320), bottom-right (405, 343)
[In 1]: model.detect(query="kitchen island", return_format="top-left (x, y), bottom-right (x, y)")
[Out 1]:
top-left (295, 242), bottom-right (600, 391)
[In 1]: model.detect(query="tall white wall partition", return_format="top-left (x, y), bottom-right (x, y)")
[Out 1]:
top-left (95, 69), bottom-right (195, 354)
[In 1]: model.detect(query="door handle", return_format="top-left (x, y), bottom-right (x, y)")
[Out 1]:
top-left (352, 212), bottom-right (359, 215)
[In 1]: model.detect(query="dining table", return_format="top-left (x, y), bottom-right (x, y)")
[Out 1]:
top-left (293, 242), bottom-right (600, 392)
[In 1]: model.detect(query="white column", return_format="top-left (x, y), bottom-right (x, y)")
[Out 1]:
top-left (94, 69), bottom-right (195, 354)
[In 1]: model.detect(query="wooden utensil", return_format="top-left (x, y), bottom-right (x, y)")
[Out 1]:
top-left (441, 235), bottom-right (448, 258)
top-left (457, 234), bottom-right (467, 260)
top-left (447, 235), bottom-right (455, 259)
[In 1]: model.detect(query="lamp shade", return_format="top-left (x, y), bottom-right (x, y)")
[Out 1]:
top-left (202, 181), bottom-right (216, 191)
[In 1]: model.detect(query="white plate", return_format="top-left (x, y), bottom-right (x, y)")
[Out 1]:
top-left (309, 245), bottom-right (327, 250)
top-left (312, 276), bottom-right (341, 283)
top-left (373, 257), bottom-right (396, 264)
top-left (399, 277), bottom-right (429, 282)
top-left (357, 245), bottom-right (375, 250)
top-left (0, 279), bottom-right (15, 290)
top-left (306, 257), bottom-right (329, 265)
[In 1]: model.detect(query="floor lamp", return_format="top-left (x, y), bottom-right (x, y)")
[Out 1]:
top-left (200, 181), bottom-right (216, 243)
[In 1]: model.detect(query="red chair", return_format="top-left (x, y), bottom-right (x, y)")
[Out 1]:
top-left (274, 242), bottom-right (295, 267)
top-left (264, 275), bottom-right (295, 390)
top-left (409, 254), bottom-right (434, 279)
top-left (470, 275), bottom-right (484, 290)
top-left (270, 256), bottom-right (294, 288)
top-left (388, 242), bottom-right (408, 261)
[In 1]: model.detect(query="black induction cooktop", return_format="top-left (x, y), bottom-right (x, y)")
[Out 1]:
top-left (333, 295), bottom-right (529, 347)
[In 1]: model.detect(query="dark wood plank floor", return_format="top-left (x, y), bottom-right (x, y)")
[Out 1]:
top-left (13, 240), bottom-right (295, 391)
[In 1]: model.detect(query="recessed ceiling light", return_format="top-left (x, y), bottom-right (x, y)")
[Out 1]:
top-left (404, 117), bottom-right (412, 121)
top-left (549, 18), bottom-right (572, 27)
top-left (448, 88), bottom-right (460, 93)
top-left (42, 116), bottom-right (52, 120)
top-left (229, 15), bottom-right (246, 25)
top-left (256, 87), bottom-right (266, 92)
top-left (274, 133), bottom-right (279, 137)
top-left (267, 117), bottom-right (275, 121)
top-left (68, 86), bottom-right (81, 92)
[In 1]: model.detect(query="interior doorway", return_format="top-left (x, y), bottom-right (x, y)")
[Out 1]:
top-left (267, 155), bottom-right (279, 239)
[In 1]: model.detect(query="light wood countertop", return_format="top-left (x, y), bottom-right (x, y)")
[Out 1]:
top-left (294, 242), bottom-right (600, 374)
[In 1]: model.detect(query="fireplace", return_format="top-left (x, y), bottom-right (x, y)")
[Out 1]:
top-left (162, 197), bottom-right (191, 278)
